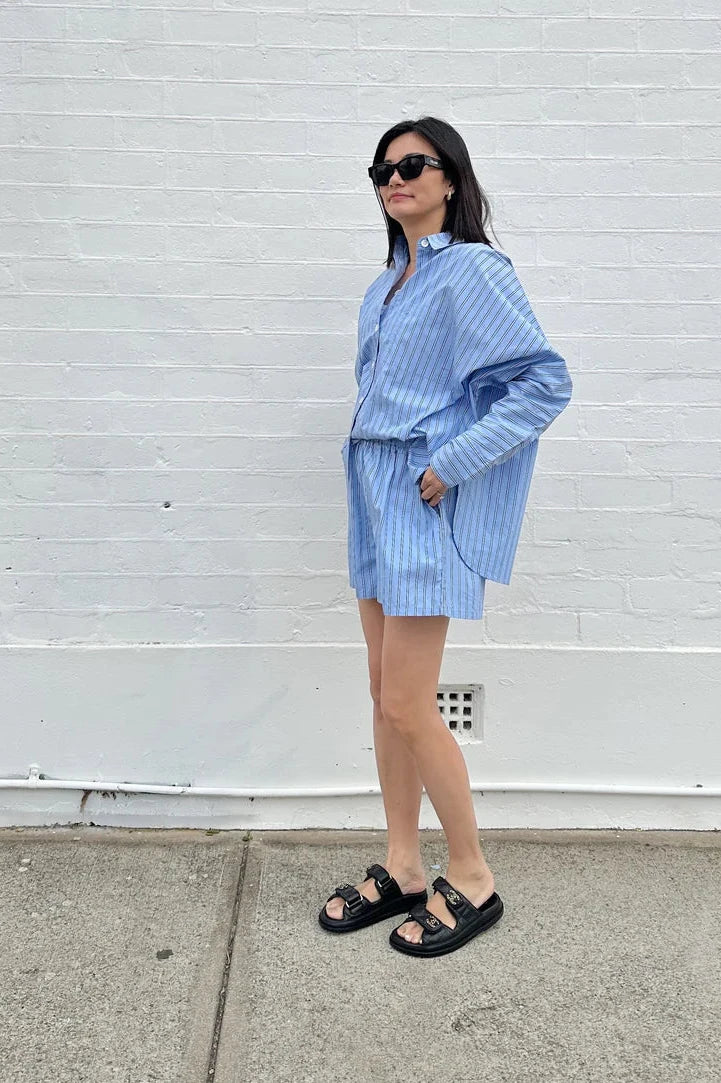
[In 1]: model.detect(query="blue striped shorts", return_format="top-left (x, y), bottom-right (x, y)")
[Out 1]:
top-left (341, 436), bottom-right (486, 619)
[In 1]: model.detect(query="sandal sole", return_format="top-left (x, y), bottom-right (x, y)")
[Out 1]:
top-left (318, 890), bottom-right (428, 933)
top-left (388, 896), bottom-right (504, 957)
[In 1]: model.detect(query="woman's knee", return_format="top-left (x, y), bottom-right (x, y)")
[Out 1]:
top-left (379, 690), bottom-right (422, 730)
top-left (371, 680), bottom-right (403, 725)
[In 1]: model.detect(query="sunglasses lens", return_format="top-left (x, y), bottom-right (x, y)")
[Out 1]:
top-left (370, 154), bottom-right (427, 186)
top-left (399, 155), bottom-right (424, 180)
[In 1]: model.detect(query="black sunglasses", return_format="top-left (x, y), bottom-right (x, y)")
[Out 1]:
top-left (368, 153), bottom-right (444, 187)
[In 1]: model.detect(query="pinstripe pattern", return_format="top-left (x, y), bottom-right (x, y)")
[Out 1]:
top-left (343, 231), bottom-right (573, 588)
top-left (342, 436), bottom-right (486, 618)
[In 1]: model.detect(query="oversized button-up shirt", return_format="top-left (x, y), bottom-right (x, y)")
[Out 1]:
top-left (344, 230), bottom-right (573, 585)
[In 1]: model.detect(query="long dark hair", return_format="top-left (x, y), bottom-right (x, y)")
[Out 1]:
top-left (368, 116), bottom-right (501, 268)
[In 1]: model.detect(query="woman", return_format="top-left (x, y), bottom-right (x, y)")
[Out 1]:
top-left (318, 117), bottom-right (573, 957)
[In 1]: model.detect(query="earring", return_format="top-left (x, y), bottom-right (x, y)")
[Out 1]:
top-left (447, 190), bottom-right (454, 200)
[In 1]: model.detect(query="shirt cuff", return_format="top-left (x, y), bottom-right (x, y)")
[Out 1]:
top-left (430, 440), bottom-right (489, 488)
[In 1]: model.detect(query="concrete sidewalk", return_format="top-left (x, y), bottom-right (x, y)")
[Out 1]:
top-left (1, 826), bottom-right (720, 1082)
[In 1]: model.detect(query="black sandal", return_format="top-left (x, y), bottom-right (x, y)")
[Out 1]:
top-left (318, 862), bottom-right (428, 933)
top-left (389, 874), bottom-right (503, 957)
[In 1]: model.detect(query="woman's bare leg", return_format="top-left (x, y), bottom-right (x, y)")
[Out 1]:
top-left (380, 614), bottom-right (496, 944)
top-left (323, 598), bottom-right (427, 919)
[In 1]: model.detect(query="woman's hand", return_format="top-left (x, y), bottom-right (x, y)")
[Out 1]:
top-left (418, 467), bottom-right (448, 508)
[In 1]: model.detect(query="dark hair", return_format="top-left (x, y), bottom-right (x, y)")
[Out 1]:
top-left (368, 116), bottom-right (501, 267)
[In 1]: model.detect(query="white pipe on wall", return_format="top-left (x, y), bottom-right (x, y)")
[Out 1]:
top-left (0, 767), bottom-right (718, 799)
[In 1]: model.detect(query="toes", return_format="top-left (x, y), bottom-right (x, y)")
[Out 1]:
top-left (397, 920), bottom-right (422, 943)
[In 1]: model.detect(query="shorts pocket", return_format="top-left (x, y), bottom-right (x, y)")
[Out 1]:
top-left (422, 491), bottom-right (448, 532)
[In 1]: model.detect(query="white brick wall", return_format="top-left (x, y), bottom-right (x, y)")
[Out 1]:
top-left (1, 3), bottom-right (720, 827)
top-left (4, 4), bottom-right (717, 649)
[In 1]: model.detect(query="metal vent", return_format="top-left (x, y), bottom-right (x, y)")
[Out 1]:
top-left (436, 684), bottom-right (483, 741)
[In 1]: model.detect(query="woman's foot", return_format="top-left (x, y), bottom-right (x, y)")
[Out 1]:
top-left (324, 861), bottom-right (426, 920)
top-left (394, 867), bottom-right (495, 943)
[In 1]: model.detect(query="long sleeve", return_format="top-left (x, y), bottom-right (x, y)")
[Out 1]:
top-left (429, 248), bottom-right (573, 489)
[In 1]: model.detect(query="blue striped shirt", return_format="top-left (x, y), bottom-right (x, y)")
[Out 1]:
top-left (345, 230), bottom-right (573, 584)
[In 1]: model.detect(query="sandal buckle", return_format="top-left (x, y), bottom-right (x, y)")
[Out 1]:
top-left (334, 883), bottom-right (366, 915)
top-left (366, 863), bottom-right (393, 896)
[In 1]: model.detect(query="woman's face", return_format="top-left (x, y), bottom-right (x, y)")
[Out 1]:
top-left (377, 134), bottom-right (450, 229)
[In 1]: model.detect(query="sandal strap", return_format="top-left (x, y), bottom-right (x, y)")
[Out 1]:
top-left (408, 901), bottom-right (446, 934)
top-left (432, 875), bottom-right (473, 915)
top-left (327, 864), bottom-right (404, 919)
top-left (365, 862), bottom-right (399, 900)
top-left (331, 883), bottom-right (366, 915)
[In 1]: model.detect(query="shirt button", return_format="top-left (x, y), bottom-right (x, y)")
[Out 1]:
top-left (420, 238), bottom-right (429, 247)
top-left (374, 323), bottom-right (379, 331)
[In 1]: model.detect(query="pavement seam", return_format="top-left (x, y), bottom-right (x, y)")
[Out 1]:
top-left (205, 836), bottom-right (250, 1082)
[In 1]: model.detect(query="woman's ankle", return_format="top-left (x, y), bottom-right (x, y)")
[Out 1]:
top-left (385, 854), bottom-right (424, 877)
top-left (445, 859), bottom-right (494, 884)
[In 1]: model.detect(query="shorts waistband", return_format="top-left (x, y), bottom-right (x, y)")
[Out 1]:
top-left (349, 436), bottom-right (413, 449)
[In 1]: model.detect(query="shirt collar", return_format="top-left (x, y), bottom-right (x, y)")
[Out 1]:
top-left (392, 230), bottom-right (455, 265)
